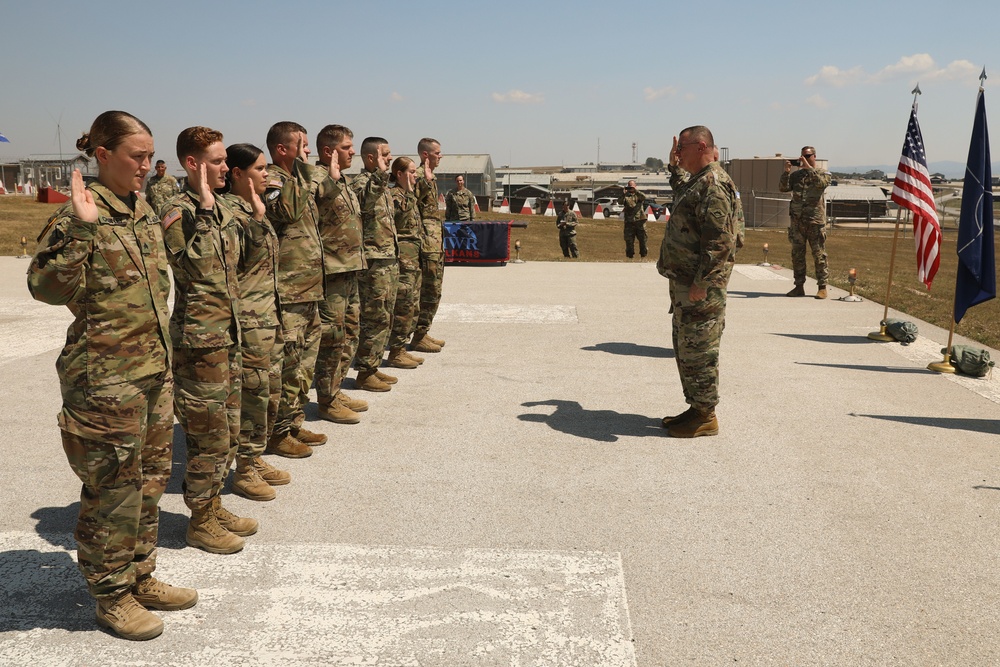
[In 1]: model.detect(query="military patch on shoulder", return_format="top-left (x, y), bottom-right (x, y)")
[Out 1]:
top-left (161, 208), bottom-right (182, 229)
top-left (267, 177), bottom-right (283, 188)
top-left (266, 190), bottom-right (280, 202)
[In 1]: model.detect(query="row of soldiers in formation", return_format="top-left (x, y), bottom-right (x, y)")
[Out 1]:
top-left (27, 110), bottom-right (455, 641)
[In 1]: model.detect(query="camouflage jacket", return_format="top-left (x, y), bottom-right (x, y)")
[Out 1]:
top-left (27, 182), bottom-right (171, 387)
top-left (779, 167), bottom-right (831, 224)
top-left (415, 172), bottom-right (443, 256)
top-left (313, 163), bottom-right (365, 274)
top-left (618, 188), bottom-right (648, 223)
top-left (556, 210), bottom-right (578, 235)
top-left (657, 162), bottom-right (740, 289)
top-left (160, 188), bottom-right (241, 348)
top-left (221, 193), bottom-right (280, 330)
top-left (391, 186), bottom-right (421, 267)
top-left (445, 187), bottom-right (476, 221)
top-left (351, 168), bottom-right (397, 261)
top-left (265, 160), bottom-right (325, 303)
top-left (145, 173), bottom-right (179, 213)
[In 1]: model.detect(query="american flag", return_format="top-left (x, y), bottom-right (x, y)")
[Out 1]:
top-left (891, 104), bottom-right (941, 289)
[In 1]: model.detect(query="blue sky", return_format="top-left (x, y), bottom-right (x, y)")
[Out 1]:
top-left (0, 0), bottom-right (995, 172)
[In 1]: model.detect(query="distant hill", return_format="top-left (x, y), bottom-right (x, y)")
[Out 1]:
top-left (831, 161), bottom-right (1000, 180)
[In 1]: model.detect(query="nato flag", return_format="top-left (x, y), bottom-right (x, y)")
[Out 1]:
top-left (954, 87), bottom-right (996, 323)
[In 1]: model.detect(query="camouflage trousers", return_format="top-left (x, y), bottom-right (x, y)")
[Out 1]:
top-left (624, 221), bottom-right (648, 258)
top-left (788, 218), bottom-right (828, 287)
top-left (559, 232), bottom-right (579, 258)
top-left (669, 280), bottom-right (728, 411)
top-left (174, 345), bottom-right (241, 512)
top-left (275, 301), bottom-right (321, 435)
top-left (316, 271), bottom-right (361, 407)
top-left (389, 244), bottom-right (423, 349)
top-left (238, 325), bottom-right (282, 458)
top-left (356, 258), bottom-right (399, 374)
top-left (415, 252), bottom-right (444, 340)
top-left (59, 371), bottom-right (174, 600)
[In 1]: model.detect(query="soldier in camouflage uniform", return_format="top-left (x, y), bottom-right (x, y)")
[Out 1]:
top-left (445, 174), bottom-right (476, 221)
top-left (412, 138), bottom-right (447, 353)
top-left (618, 180), bottom-right (649, 258)
top-left (161, 127), bottom-right (252, 554)
top-left (27, 111), bottom-right (196, 641)
top-left (351, 136), bottom-right (400, 392)
top-left (144, 160), bottom-right (179, 213)
top-left (656, 126), bottom-right (742, 438)
top-left (556, 200), bottom-right (579, 258)
top-left (220, 143), bottom-right (291, 502)
top-left (779, 146), bottom-right (832, 299)
top-left (263, 122), bottom-right (329, 456)
top-left (387, 157), bottom-right (425, 370)
top-left (313, 124), bottom-right (369, 423)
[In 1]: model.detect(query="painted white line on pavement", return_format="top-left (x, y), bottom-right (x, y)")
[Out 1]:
top-left (436, 303), bottom-right (579, 324)
top-left (733, 264), bottom-right (792, 281)
top-left (0, 532), bottom-right (637, 667)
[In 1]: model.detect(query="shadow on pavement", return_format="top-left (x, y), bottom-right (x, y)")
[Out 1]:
top-left (581, 342), bottom-right (673, 359)
top-left (519, 399), bottom-right (664, 442)
top-left (773, 333), bottom-right (879, 345)
top-left (0, 548), bottom-right (93, 633)
top-left (32, 502), bottom-right (191, 553)
top-left (729, 290), bottom-right (785, 299)
top-left (796, 362), bottom-right (933, 375)
top-left (851, 413), bottom-right (1000, 436)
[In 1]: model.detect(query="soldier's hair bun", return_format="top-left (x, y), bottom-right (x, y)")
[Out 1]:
top-left (76, 133), bottom-right (93, 155)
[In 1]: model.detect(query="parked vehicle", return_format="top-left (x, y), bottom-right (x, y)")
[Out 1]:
top-left (594, 197), bottom-right (622, 217)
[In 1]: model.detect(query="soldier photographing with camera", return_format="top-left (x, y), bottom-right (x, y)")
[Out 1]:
top-left (779, 146), bottom-right (832, 299)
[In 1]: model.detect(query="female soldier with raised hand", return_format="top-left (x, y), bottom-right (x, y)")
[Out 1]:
top-left (386, 156), bottom-right (425, 370)
top-left (27, 110), bottom-right (197, 641)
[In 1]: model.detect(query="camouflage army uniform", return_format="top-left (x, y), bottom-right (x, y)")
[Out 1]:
top-left (222, 193), bottom-right (282, 454)
top-left (351, 168), bottom-right (398, 375)
top-left (144, 173), bottom-right (179, 214)
top-left (160, 188), bottom-right (241, 513)
top-left (265, 160), bottom-right (325, 434)
top-left (779, 166), bottom-right (832, 288)
top-left (656, 162), bottom-right (741, 411)
top-left (313, 163), bottom-right (365, 408)
top-left (618, 188), bottom-right (649, 258)
top-left (27, 183), bottom-right (173, 601)
top-left (389, 185), bottom-right (423, 349)
top-left (556, 209), bottom-right (579, 258)
top-left (445, 187), bottom-right (476, 221)
top-left (414, 172), bottom-right (444, 342)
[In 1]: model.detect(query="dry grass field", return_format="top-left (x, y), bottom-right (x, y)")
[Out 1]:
top-left (4, 196), bottom-right (997, 350)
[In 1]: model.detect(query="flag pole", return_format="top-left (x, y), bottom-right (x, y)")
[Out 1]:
top-left (868, 208), bottom-right (905, 341)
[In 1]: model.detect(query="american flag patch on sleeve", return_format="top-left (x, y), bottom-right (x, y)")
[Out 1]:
top-left (161, 208), bottom-right (182, 230)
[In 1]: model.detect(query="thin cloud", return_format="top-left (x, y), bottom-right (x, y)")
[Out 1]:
top-left (805, 94), bottom-right (831, 109)
top-left (924, 59), bottom-right (979, 82)
top-left (804, 65), bottom-right (865, 87)
top-left (806, 54), bottom-right (984, 87)
top-left (683, 92), bottom-right (696, 102)
top-left (389, 92), bottom-right (404, 103)
top-left (241, 99), bottom-right (257, 108)
top-left (491, 89), bottom-right (544, 104)
top-left (643, 85), bottom-right (677, 101)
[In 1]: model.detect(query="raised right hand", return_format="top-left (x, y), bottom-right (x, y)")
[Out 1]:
top-left (194, 162), bottom-right (215, 210)
top-left (70, 169), bottom-right (98, 222)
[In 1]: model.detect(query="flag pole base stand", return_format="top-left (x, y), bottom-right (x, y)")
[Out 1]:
top-left (867, 324), bottom-right (894, 342)
top-left (839, 295), bottom-right (863, 302)
top-left (758, 262), bottom-right (771, 267)
top-left (928, 353), bottom-right (956, 374)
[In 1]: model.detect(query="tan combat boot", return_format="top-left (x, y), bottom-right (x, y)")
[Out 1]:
top-left (132, 575), bottom-right (198, 611)
top-left (786, 285), bottom-right (806, 297)
top-left (667, 409), bottom-right (719, 438)
top-left (387, 347), bottom-right (419, 369)
top-left (96, 591), bottom-right (163, 641)
top-left (252, 455), bottom-right (291, 485)
top-left (356, 370), bottom-right (391, 392)
top-left (318, 397), bottom-right (361, 424)
top-left (424, 333), bottom-right (445, 347)
top-left (265, 431), bottom-right (312, 458)
top-left (232, 456), bottom-right (277, 501)
top-left (337, 390), bottom-right (368, 412)
top-left (213, 496), bottom-right (258, 536)
top-left (186, 508), bottom-right (244, 554)
top-left (411, 335), bottom-right (442, 353)
top-left (404, 350), bottom-right (425, 365)
top-left (291, 425), bottom-right (327, 446)
top-left (661, 407), bottom-right (695, 429)
top-left (815, 286), bottom-right (828, 299)
top-left (375, 370), bottom-right (398, 384)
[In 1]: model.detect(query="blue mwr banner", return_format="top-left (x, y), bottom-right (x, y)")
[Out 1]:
top-left (443, 221), bottom-right (511, 264)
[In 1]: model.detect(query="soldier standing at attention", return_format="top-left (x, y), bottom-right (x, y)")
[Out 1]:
top-left (219, 144), bottom-right (291, 501)
top-left (144, 159), bottom-right (178, 213)
top-left (412, 137), bottom-right (447, 353)
top-left (263, 122), bottom-right (328, 456)
top-left (351, 136), bottom-right (400, 392)
top-left (161, 127), bottom-right (254, 554)
top-left (29, 111), bottom-right (197, 640)
top-left (618, 179), bottom-right (648, 258)
top-left (386, 156), bottom-right (426, 370)
top-left (445, 174), bottom-right (476, 221)
top-left (556, 200), bottom-right (580, 258)
top-left (656, 125), bottom-right (741, 438)
top-left (779, 146), bottom-right (832, 299)
top-left (313, 124), bottom-right (369, 423)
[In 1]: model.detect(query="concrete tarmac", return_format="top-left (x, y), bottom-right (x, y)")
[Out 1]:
top-left (1, 256), bottom-right (998, 665)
